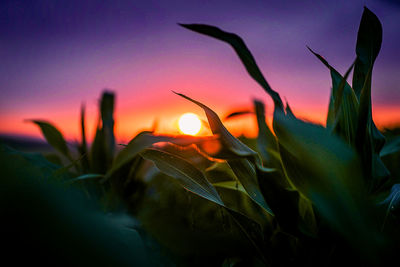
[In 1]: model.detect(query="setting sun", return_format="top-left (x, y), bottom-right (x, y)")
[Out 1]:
top-left (178, 113), bottom-right (202, 135)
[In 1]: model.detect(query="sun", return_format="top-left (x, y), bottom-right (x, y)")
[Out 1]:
top-left (178, 113), bottom-right (202, 135)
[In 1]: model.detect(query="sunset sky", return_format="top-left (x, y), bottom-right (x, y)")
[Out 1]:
top-left (1, 0), bottom-right (399, 142)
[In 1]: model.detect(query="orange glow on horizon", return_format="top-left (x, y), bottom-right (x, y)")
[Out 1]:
top-left (0, 102), bottom-right (399, 143)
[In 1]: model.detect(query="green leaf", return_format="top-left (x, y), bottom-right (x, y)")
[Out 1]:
top-left (90, 91), bottom-right (116, 174)
top-left (256, 163), bottom-right (317, 237)
top-left (352, 7), bottom-right (382, 99)
top-left (254, 100), bottom-right (280, 167)
top-left (29, 120), bottom-right (72, 161)
top-left (179, 23), bottom-right (283, 110)
top-left (65, 174), bottom-right (104, 185)
top-left (78, 103), bottom-right (90, 172)
top-left (330, 61), bottom-right (359, 145)
top-left (174, 92), bottom-right (258, 159)
top-left (104, 131), bottom-right (216, 181)
top-left (0, 144), bottom-right (67, 180)
top-left (175, 92), bottom-right (273, 215)
top-left (90, 127), bottom-right (107, 173)
top-left (272, 110), bottom-right (382, 251)
top-left (379, 184), bottom-right (400, 231)
top-left (228, 158), bottom-right (273, 214)
top-left (100, 91), bottom-right (116, 158)
top-left (380, 136), bottom-right (400, 157)
top-left (213, 180), bottom-right (247, 194)
top-left (141, 148), bottom-right (224, 206)
top-left (307, 47), bottom-right (359, 133)
top-left (356, 67), bottom-right (389, 191)
top-left (141, 148), bottom-right (269, 264)
top-left (253, 100), bottom-right (308, 235)
top-left (0, 145), bottom-right (148, 266)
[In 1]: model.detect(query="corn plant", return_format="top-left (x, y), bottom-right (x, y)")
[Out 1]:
top-left (137, 7), bottom-right (400, 265)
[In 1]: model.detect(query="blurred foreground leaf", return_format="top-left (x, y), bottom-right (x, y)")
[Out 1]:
top-left (0, 144), bottom-right (148, 266)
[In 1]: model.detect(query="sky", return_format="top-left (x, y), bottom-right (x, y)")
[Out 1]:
top-left (1, 0), bottom-right (399, 142)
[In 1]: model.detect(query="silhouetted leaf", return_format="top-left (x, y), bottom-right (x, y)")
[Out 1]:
top-left (90, 91), bottom-right (116, 174)
top-left (175, 92), bottom-right (273, 215)
top-left (224, 110), bottom-right (253, 120)
top-left (254, 100), bottom-right (280, 167)
top-left (79, 103), bottom-right (90, 172)
top-left (356, 67), bottom-right (389, 191)
top-left (307, 47), bottom-right (359, 134)
top-left (29, 120), bottom-right (72, 161)
top-left (179, 23), bottom-right (283, 110)
top-left (174, 92), bottom-right (258, 159)
top-left (352, 7), bottom-right (382, 98)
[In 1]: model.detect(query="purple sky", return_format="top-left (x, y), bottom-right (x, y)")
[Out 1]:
top-left (1, 0), bottom-right (399, 140)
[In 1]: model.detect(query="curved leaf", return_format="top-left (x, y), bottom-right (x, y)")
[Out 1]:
top-left (224, 110), bottom-right (253, 120)
top-left (307, 47), bottom-right (359, 134)
top-left (273, 109), bottom-right (383, 251)
top-left (179, 23), bottom-right (283, 110)
top-left (174, 92), bottom-right (258, 159)
top-left (174, 92), bottom-right (273, 215)
top-left (141, 148), bottom-right (224, 206)
top-left (352, 7), bottom-right (382, 98)
top-left (29, 120), bottom-right (72, 161)
top-left (104, 132), bottom-right (216, 181)
top-left (141, 148), bottom-right (269, 264)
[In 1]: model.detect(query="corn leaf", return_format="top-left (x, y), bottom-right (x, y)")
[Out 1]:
top-left (380, 136), bottom-right (400, 157)
top-left (307, 47), bottom-right (359, 134)
top-left (78, 103), bottom-right (90, 172)
top-left (224, 110), bottom-right (253, 120)
top-left (179, 23), bottom-right (283, 110)
top-left (228, 158), bottom-right (273, 214)
top-left (141, 148), bottom-right (269, 264)
top-left (104, 132), bottom-right (216, 181)
top-left (174, 92), bottom-right (258, 159)
top-left (356, 67), bottom-right (389, 191)
top-left (352, 8), bottom-right (388, 192)
top-left (90, 92), bottom-right (116, 174)
top-left (254, 100), bottom-right (280, 167)
top-left (29, 120), bottom-right (73, 162)
top-left (379, 184), bottom-right (400, 231)
top-left (253, 101), bottom-right (314, 235)
top-left (272, 109), bottom-right (382, 251)
top-left (0, 145), bottom-right (148, 266)
top-left (352, 7), bottom-right (382, 99)
top-left (141, 148), bottom-right (224, 206)
top-left (213, 180), bottom-right (247, 194)
top-left (175, 92), bottom-right (273, 215)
